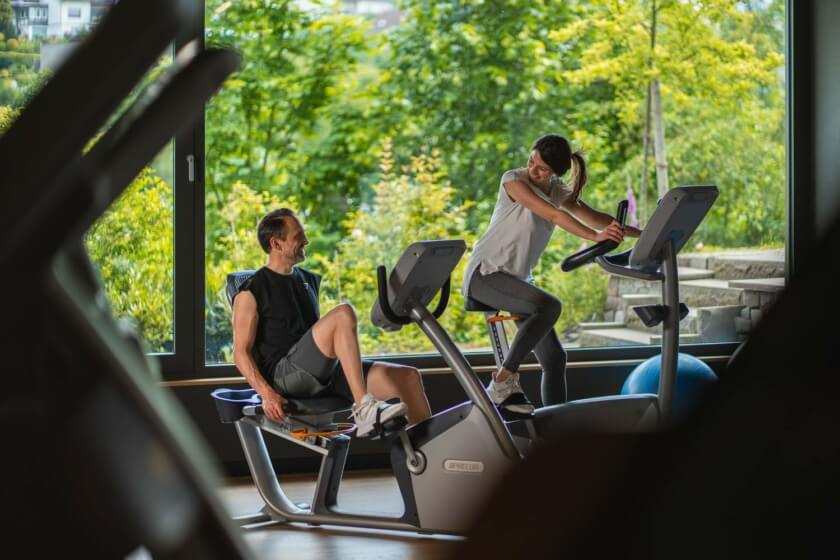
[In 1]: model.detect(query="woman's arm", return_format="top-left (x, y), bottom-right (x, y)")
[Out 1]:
top-left (563, 198), bottom-right (642, 238)
top-left (504, 180), bottom-right (624, 243)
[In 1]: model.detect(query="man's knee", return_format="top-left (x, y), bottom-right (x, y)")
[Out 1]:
top-left (390, 364), bottom-right (423, 391)
top-left (332, 302), bottom-right (357, 327)
top-left (405, 365), bottom-right (424, 390)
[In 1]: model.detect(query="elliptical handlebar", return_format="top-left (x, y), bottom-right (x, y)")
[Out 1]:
top-left (375, 264), bottom-right (452, 325)
top-left (561, 199), bottom-right (629, 272)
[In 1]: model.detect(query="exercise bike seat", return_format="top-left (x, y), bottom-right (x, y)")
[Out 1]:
top-left (211, 387), bottom-right (352, 424)
top-left (464, 296), bottom-right (499, 313)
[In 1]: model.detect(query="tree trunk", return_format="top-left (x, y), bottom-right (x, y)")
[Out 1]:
top-left (651, 79), bottom-right (669, 197)
top-left (640, 83), bottom-right (652, 222)
top-left (639, 0), bottom-right (658, 223)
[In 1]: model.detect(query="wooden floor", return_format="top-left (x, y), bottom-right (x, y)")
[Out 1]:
top-left (218, 469), bottom-right (463, 560)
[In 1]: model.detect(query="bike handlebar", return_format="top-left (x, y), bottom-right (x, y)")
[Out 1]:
top-left (561, 200), bottom-right (629, 272)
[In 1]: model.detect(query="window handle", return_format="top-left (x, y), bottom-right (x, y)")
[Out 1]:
top-left (187, 154), bottom-right (195, 182)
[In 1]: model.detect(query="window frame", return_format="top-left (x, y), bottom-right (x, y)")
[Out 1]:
top-left (155, 11), bottom-right (205, 378)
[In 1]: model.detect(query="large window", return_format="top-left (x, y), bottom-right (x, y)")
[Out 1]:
top-left (1, 0), bottom-right (787, 375)
top-left (203, 0), bottom-right (786, 365)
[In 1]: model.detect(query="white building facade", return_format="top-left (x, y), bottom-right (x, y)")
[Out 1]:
top-left (12, 0), bottom-right (113, 40)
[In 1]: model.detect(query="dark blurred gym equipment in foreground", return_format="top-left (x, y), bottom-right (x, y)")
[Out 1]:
top-left (0, 0), bottom-right (251, 556)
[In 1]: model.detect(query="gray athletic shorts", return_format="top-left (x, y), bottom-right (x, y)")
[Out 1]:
top-left (271, 328), bottom-right (373, 401)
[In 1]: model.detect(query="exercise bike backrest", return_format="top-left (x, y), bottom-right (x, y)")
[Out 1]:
top-left (225, 270), bottom-right (257, 308)
top-left (561, 200), bottom-right (629, 272)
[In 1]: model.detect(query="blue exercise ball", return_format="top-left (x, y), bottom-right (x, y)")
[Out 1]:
top-left (621, 353), bottom-right (717, 421)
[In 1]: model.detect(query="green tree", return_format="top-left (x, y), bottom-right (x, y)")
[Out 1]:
top-left (551, 0), bottom-right (784, 228)
top-left (380, 0), bottom-right (580, 206)
top-left (84, 168), bottom-right (175, 353)
top-left (326, 142), bottom-right (485, 354)
top-left (0, 0), bottom-right (15, 40)
top-left (0, 96), bottom-right (17, 130)
top-left (204, 0), bottom-right (377, 235)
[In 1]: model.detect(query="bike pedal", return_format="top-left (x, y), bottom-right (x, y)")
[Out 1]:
top-left (367, 416), bottom-right (408, 440)
top-left (500, 408), bottom-right (536, 422)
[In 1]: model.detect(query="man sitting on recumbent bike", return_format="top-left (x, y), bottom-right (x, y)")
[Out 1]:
top-left (232, 208), bottom-right (432, 437)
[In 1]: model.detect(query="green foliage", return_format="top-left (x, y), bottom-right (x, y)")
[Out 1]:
top-left (0, 102), bottom-right (17, 134)
top-left (204, 0), bottom-right (378, 235)
top-left (0, 0), bottom-right (14, 40)
top-left (0, 51), bottom-right (39, 69)
top-left (550, 0), bottom-right (785, 237)
top-left (324, 142), bottom-right (485, 354)
top-left (84, 169), bottom-right (175, 353)
top-left (0, 63), bottom-right (49, 107)
top-left (379, 0), bottom-right (579, 207)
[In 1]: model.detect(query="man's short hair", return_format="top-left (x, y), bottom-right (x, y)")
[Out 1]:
top-left (257, 208), bottom-right (297, 254)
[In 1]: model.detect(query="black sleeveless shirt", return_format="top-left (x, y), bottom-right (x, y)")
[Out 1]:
top-left (242, 266), bottom-right (321, 378)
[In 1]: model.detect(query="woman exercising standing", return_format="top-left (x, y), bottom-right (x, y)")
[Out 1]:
top-left (463, 134), bottom-right (642, 415)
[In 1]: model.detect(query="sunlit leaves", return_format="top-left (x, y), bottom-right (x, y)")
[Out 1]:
top-left (84, 169), bottom-right (175, 352)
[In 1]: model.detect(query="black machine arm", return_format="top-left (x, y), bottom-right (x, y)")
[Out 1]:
top-left (561, 200), bottom-right (629, 272)
top-left (431, 277), bottom-right (451, 319)
top-left (376, 265), bottom-right (451, 325)
top-left (376, 265), bottom-right (411, 326)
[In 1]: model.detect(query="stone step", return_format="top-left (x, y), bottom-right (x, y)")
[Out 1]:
top-left (609, 278), bottom-right (783, 313)
top-left (729, 277), bottom-right (785, 293)
top-left (677, 249), bottom-right (785, 279)
top-left (624, 304), bottom-right (744, 342)
top-left (604, 293), bottom-right (660, 322)
top-left (677, 253), bottom-right (715, 270)
top-left (738, 282), bottom-right (785, 310)
top-left (608, 266), bottom-right (716, 297)
top-left (679, 279), bottom-right (745, 307)
top-left (578, 321), bottom-right (626, 330)
top-left (712, 251), bottom-right (785, 280)
top-left (577, 327), bottom-right (703, 347)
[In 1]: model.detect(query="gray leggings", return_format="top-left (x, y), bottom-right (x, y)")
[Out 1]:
top-left (468, 270), bottom-right (567, 405)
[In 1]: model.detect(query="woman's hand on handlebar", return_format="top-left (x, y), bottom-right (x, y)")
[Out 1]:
top-left (260, 389), bottom-right (288, 422)
top-left (594, 220), bottom-right (625, 244)
top-left (625, 225), bottom-right (643, 238)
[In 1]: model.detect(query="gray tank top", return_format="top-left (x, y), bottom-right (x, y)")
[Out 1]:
top-left (462, 168), bottom-right (575, 296)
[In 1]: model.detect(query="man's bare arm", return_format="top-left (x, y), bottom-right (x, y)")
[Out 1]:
top-left (232, 290), bottom-right (287, 421)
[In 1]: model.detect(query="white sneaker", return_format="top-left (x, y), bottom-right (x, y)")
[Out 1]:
top-left (487, 373), bottom-right (535, 415)
top-left (352, 393), bottom-right (408, 438)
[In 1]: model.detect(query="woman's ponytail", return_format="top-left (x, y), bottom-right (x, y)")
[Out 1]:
top-left (569, 150), bottom-right (588, 202)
